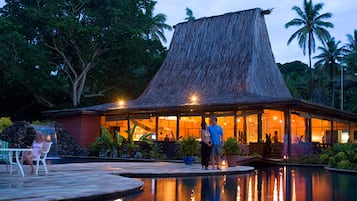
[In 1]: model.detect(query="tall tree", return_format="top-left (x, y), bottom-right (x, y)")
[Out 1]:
top-left (144, 2), bottom-right (172, 43)
top-left (1, 0), bottom-right (169, 108)
top-left (314, 37), bottom-right (344, 107)
top-left (0, 17), bottom-right (65, 119)
top-left (185, 7), bottom-right (195, 22)
top-left (285, 0), bottom-right (333, 101)
top-left (344, 30), bottom-right (357, 74)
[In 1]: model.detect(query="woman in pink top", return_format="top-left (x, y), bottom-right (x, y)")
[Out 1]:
top-left (22, 134), bottom-right (45, 174)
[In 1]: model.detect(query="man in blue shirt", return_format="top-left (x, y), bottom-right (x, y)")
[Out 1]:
top-left (207, 116), bottom-right (223, 170)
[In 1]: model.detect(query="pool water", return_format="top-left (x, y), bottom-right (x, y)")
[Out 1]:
top-left (120, 166), bottom-right (357, 201)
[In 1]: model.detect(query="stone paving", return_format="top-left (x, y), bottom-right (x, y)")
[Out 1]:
top-left (0, 162), bottom-right (254, 201)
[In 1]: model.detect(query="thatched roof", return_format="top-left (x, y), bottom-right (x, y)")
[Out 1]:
top-left (130, 8), bottom-right (291, 109)
top-left (42, 8), bottom-right (357, 122)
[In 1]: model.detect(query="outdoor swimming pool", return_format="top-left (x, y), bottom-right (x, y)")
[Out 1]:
top-left (119, 166), bottom-right (357, 201)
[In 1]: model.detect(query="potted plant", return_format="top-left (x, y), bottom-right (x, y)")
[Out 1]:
top-left (178, 136), bottom-right (200, 165)
top-left (223, 137), bottom-right (241, 167)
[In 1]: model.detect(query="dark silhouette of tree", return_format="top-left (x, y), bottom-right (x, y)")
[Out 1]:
top-left (314, 37), bottom-right (344, 107)
top-left (185, 7), bottom-right (195, 22)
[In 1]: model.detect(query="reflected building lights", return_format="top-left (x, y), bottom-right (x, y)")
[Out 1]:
top-left (254, 173), bottom-right (258, 201)
top-left (279, 169), bottom-right (283, 201)
top-left (237, 178), bottom-right (241, 201)
top-left (273, 178), bottom-right (278, 201)
top-left (292, 170), bottom-right (296, 201)
top-left (248, 177), bottom-right (252, 201)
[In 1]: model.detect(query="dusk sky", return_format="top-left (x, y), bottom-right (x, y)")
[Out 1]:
top-left (1, 0), bottom-right (356, 64)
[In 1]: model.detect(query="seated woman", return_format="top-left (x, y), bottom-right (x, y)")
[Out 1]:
top-left (22, 133), bottom-right (45, 174)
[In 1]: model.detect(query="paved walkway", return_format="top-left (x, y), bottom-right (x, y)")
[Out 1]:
top-left (0, 162), bottom-right (254, 201)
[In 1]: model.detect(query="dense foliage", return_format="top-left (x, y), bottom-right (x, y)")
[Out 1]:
top-left (0, 0), bottom-right (169, 119)
top-left (319, 143), bottom-right (357, 170)
top-left (178, 136), bottom-right (200, 157)
top-left (223, 137), bottom-right (241, 155)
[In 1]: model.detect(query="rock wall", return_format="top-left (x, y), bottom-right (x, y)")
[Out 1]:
top-left (0, 121), bottom-right (88, 156)
top-left (0, 121), bottom-right (36, 148)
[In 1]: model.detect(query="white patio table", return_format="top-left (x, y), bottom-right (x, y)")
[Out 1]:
top-left (0, 148), bottom-right (32, 177)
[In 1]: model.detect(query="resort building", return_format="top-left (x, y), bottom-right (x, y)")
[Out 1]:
top-left (45, 8), bottom-right (357, 157)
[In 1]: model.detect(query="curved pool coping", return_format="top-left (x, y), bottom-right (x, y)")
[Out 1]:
top-left (324, 167), bottom-right (357, 174)
top-left (0, 162), bottom-right (255, 201)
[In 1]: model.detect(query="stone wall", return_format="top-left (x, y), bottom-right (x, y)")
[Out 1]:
top-left (0, 121), bottom-right (36, 148)
top-left (0, 121), bottom-right (88, 156)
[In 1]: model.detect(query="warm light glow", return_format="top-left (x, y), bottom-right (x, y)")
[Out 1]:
top-left (117, 99), bottom-right (125, 107)
top-left (46, 135), bottom-right (51, 142)
top-left (191, 95), bottom-right (197, 102)
top-left (273, 116), bottom-right (278, 120)
top-left (221, 159), bottom-right (226, 166)
top-left (237, 118), bottom-right (240, 122)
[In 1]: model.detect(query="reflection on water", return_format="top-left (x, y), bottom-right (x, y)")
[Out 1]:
top-left (121, 166), bottom-right (357, 201)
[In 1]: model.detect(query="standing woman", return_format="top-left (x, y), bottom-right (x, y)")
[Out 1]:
top-left (201, 121), bottom-right (212, 170)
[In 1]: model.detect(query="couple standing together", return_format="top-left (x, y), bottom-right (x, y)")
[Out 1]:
top-left (201, 116), bottom-right (223, 170)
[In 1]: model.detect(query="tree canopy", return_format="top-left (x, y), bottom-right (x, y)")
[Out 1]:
top-left (0, 0), bottom-right (170, 119)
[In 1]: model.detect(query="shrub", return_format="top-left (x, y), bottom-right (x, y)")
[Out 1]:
top-left (223, 137), bottom-right (241, 155)
top-left (328, 157), bottom-right (337, 167)
top-left (319, 153), bottom-right (329, 164)
top-left (0, 117), bottom-right (12, 134)
top-left (178, 136), bottom-right (200, 157)
top-left (337, 160), bottom-right (352, 170)
top-left (335, 151), bottom-right (347, 161)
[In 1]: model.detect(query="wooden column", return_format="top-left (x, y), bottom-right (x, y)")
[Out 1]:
top-left (155, 115), bottom-right (159, 140)
top-left (176, 114), bottom-right (180, 140)
top-left (284, 109), bottom-right (291, 157)
top-left (243, 116), bottom-right (247, 144)
top-left (258, 113), bottom-right (263, 143)
top-left (234, 112), bottom-right (237, 139)
top-left (330, 118), bottom-right (334, 144)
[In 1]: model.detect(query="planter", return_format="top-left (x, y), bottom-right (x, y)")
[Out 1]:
top-left (183, 156), bottom-right (196, 165)
top-left (226, 155), bottom-right (239, 167)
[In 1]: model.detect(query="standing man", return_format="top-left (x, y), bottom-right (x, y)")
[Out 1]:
top-left (207, 116), bottom-right (223, 170)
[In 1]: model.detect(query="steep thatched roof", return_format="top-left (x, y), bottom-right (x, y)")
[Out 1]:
top-left (131, 8), bottom-right (291, 108)
top-left (42, 8), bottom-right (357, 123)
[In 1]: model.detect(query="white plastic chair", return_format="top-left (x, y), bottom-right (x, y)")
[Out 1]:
top-left (32, 142), bottom-right (52, 175)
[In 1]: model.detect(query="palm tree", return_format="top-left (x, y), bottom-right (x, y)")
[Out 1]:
top-left (185, 7), bottom-right (195, 22)
top-left (344, 30), bottom-right (357, 74)
top-left (285, 0), bottom-right (334, 101)
top-left (346, 30), bottom-right (357, 50)
top-left (144, 4), bottom-right (172, 43)
top-left (314, 37), bottom-right (344, 107)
